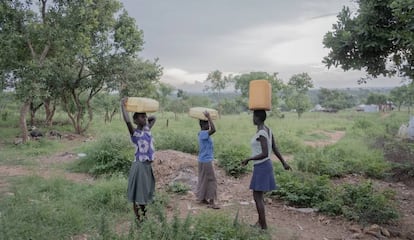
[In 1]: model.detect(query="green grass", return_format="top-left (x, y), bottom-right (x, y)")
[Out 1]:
top-left (0, 107), bottom-right (411, 238)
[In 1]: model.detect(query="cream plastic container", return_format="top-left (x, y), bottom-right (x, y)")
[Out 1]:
top-left (248, 80), bottom-right (272, 110)
top-left (125, 97), bottom-right (159, 113)
top-left (189, 107), bottom-right (218, 120)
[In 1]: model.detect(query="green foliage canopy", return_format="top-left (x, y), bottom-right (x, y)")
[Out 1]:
top-left (323, 0), bottom-right (414, 82)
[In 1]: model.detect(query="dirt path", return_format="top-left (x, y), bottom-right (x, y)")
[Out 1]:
top-left (1, 131), bottom-right (414, 239)
top-left (153, 149), bottom-right (414, 240)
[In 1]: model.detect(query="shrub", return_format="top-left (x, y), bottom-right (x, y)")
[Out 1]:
top-left (216, 144), bottom-right (250, 177)
top-left (167, 182), bottom-right (191, 195)
top-left (295, 139), bottom-right (390, 179)
top-left (127, 195), bottom-right (268, 240)
top-left (80, 175), bottom-right (129, 212)
top-left (296, 148), bottom-right (345, 177)
top-left (273, 171), bottom-right (332, 208)
top-left (73, 134), bottom-right (133, 176)
top-left (154, 130), bottom-right (198, 154)
top-left (339, 181), bottom-right (399, 224)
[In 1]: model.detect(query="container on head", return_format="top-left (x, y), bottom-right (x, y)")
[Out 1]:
top-left (125, 97), bottom-right (159, 113)
top-left (189, 107), bottom-right (218, 120)
top-left (248, 80), bottom-right (271, 111)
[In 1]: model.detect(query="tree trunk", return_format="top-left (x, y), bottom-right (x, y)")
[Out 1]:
top-left (109, 108), bottom-right (117, 122)
top-left (19, 101), bottom-right (30, 143)
top-left (104, 111), bottom-right (109, 123)
top-left (29, 101), bottom-right (43, 127)
top-left (44, 98), bottom-right (56, 126)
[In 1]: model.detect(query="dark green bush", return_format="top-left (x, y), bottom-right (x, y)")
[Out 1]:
top-left (296, 148), bottom-right (345, 177)
top-left (216, 144), bottom-right (250, 177)
top-left (339, 181), bottom-right (399, 224)
top-left (154, 130), bottom-right (198, 154)
top-left (73, 134), bottom-right (133, 176)
top-left (273, 171), bottom-right (332, 208)
top-left (295, 140), bottom-right (390, 179)
top-left (167, 182), bottom-right (191, 195)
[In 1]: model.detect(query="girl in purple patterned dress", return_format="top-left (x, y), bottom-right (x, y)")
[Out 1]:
top-left (121, 98), bottom-right (157, 222)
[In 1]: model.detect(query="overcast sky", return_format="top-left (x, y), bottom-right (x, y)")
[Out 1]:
top-left (120, 0), bottom-right (405, 91)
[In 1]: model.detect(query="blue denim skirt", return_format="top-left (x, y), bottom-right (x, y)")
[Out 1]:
top-left (249, 159), bottom-right (277, 191)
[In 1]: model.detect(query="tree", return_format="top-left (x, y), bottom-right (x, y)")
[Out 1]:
top-left (1, 0), bottom-right (159, 138)
top-left (390, 84), bottom-right (414, 112)
top-left (157, 83), bottom-right (174, 112)
top-left (176, 89), bottom-right (189, 100)
top-left (366, 93), bottom-right (387, 105)
top-left (323, 0), bottom-right (414, 83)
top-left (203, 70), bottom-right (231, 116)
top-left (282, 73), bottom-right (313, 118)
top-left (93, 93), bottom-right (119, 123)
top-left (318, 88), bottom-right (356, 110)
top-left (233, 72), bottom-right (284, 113)
top-left (390, 85), bottom-right (408, 111)
top-left (0, 0), bottom-right (54, 142)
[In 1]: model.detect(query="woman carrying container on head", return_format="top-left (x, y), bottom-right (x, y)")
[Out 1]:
top-left (196, 111), bottom-right (220, 209)
top-left (241, 110), bottom-right (291, 230)
top-left (121, 98), bottom-right (157, 223)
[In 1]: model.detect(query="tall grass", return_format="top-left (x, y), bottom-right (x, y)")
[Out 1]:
top-left (0, 175), bottom-right (129, 239)
top-left (1, 109), bottom-right (411, 238)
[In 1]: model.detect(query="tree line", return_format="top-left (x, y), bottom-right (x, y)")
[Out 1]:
top-left (1, 0), bottom-right (413, 143)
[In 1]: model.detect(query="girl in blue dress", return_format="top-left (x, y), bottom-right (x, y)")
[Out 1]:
top-left (242, 110), bottom-right (291, 229)
top-left (196, 111), bottom-right (220, 209)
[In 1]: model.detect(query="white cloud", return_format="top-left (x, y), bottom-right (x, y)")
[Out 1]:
top-left (226, 15), bottom-right (337, 67)
top-left (161, 68), bottom-right (207, 85)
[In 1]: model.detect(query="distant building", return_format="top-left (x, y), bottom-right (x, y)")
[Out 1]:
top-left (356, 104), bottom-right (379, 112)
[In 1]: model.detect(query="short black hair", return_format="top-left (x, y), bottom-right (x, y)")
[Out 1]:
top-left (199, 119), bottom-right (208, 128)
top-left (133, 112), bottom-right (146, 120)
top-left (253, 110), bottom-right (266, 122)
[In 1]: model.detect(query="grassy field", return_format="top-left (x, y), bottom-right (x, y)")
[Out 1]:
top-left (1, 108), bottom-right (413, 239)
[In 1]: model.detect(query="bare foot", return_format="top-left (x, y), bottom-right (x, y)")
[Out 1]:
top-left (207, 204), bottom-right (220, 209)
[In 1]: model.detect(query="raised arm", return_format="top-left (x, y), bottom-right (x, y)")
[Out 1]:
top-left (147, 115), bottom-right (157, 129)
top-left (271, 133), bottom-right (291, 170)
top-left (204, 111), bottom-right (216, 135)
top-left (121, 98), bottom-right (134, 136)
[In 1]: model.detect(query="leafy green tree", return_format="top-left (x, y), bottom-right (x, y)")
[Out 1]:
top-left (118, 58), bottom-right (162, 99)
top-left (176, 89), bottom-right (189, 100)
top-left (157, 83), bottom-right (174, 112)
top-left (282, 73), bottom-right (313, 118)
top-left (323, 0), bottom-right (414, 83)
top-left (233, 72), bottom-right (284, 113)
top-left (366, 93), bottom-right (387, 105)
top-left (318, 88), bottom-right (356, 110)
top-left (1, 0), bottom-right (160, 138)
top-left (390, 86), bottom-right (406, 111)
top-left (93, 93), bottom-right (119, 123)
top-left (390, 84), bottom-right (414, 112)
top-left (0, 0), bottom-right (54, 142)
top-left (203, 70), bottom-right (231, 116)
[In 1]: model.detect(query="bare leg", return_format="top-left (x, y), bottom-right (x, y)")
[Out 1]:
top-left (253, 191), bottom-right (267, 229)
top-left (208, 199), bottom-right (220, 209)
top-left (133, 203), bottom-right (147, 222)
